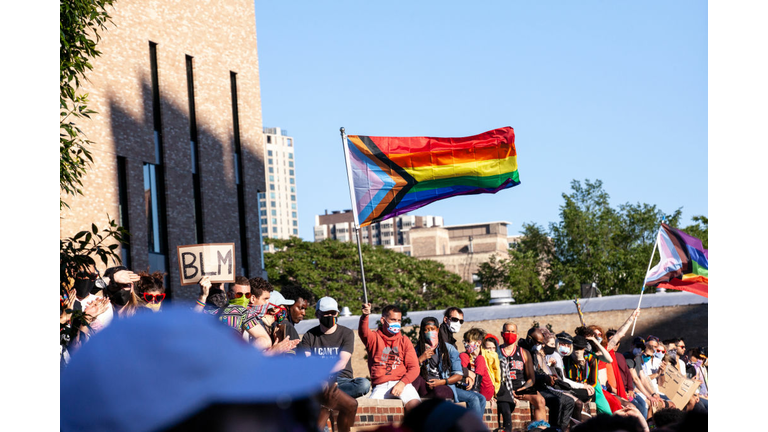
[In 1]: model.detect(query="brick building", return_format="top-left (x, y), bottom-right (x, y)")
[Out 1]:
top-left (59, 0), bottom-right (266, 300)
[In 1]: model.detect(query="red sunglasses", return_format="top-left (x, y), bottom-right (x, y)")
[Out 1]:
top-left (143, 293), bottom-right (166, 303)
top-left (232, 292), bottom-right (252, 299)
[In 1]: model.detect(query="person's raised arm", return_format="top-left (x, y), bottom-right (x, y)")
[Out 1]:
top-left (587, 335), bottom-right (613, 363)
top-left (606, 308), bottom-right (641, 352)
top-left (358, 303), bottom-right (373, 345)
top-left (194, 276), bottom-right (211, 311)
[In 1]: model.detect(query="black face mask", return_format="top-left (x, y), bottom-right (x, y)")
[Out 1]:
top-left (319, 315), bottom-right (336, 328)
top-left (109, 289), bottom-right (132, 306)
top-left (74, 279), bottom-right (95, 299)
top-left (543, 345), bottom-right (556, 355)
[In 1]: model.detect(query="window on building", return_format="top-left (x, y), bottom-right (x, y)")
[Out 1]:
top-left (292, 211), bottom-right (297, 218)
top-left (289, 161), bottom-right (294, 167)
top-left (289, 178), bottom-right (294, 184)
top-left (269, 184), bottom-right (275, 190)
top-left (272, 227), bottom-right (277, 233)
top-left (287, 138), bottom-right (293, 147)
top-left (230, 70), bottom-right (249, 275)
top-left (267, 136), bottom-right (271, 143)
top-left (116, 156), bottom-right (132, 267)
top-left (289, 169), bottom-right (294, 176)
top-left (260, 209), bottom-right (267, 216)
top-left (290, 195), bottom-right (296, 201)
top-left (291, 203), bottom-right (296, 209)
top-left (269, 167), bottom-right (274, 173)
top-left (290, 186), bottom-right (295, 193)
top-left (261, 218), bottom-right (267, 225)
top-left (262, 227), bottom-right (268, 234)
top-left (405, 251), bottom-right (411, 256)
top-left (292, 220), bottom-right (298, 226)
top-left (288, 153), bottom-right (293, 159)
top-left (271, 210), bottom-right (277, 216)
top-left (293, 229), bottom-right (298, 235)
top-left (272, 218), bottom-right (277, 224)
top-left (270, 192), bottom-right (276, 199)
top-left (272, 201), bottom-right (276, 207)
top-left (268, 150), bottom-right (273, 156)
top-left (268, 158), bottom-right (273, 165)
top-left (269, 175), bottom-right (274, 182)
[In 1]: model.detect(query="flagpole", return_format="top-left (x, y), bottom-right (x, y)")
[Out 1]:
top-left (631, 225), bottom-right (662, 336)
top-left (340, 127), bottom-right (369, 305)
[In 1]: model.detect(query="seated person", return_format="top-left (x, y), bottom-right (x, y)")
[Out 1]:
top-left (481, 334), bottom-right (502, 396)
top-left (298, 296), bottom-right (363, 432)
top-left (497, 322), bottom-right (549, 431)
top-left (358, 303), bottom-right (420, 412)
top-left (413, 317), bottom-right (462, 401)
top-left (459, 328), bottom-right (495, 402)
top-left (562, 335), bottom-right (614, 415)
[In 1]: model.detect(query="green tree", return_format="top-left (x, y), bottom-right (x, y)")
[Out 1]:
top-left (683, 215), bottom-right (708, 249)
top-left (60, 0), bottom-right (126, 352)
top-left (264, 237), bottom-right (477, 317)
top-left (60, 0), bottom-right (115, 210)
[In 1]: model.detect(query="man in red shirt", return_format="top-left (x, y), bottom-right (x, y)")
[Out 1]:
top-left (359, 303), bottom-right (421, 411)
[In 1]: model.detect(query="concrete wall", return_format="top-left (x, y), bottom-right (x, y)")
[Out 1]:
top-left (322, 303), bottom-right (708, 384)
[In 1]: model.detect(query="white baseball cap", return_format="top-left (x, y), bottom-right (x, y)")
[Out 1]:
top-left (268, 290), bottom-right (295, 307)
top-left (315, 296), bottom-right (339, 313)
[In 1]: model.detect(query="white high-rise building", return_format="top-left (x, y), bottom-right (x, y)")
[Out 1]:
top-left (260, 127), bottom-right (298, 252)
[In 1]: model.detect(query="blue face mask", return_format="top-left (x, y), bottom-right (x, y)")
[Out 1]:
top-left (387, 322), bottom-right (401, 335)
top-left (654, 351), bottom-right (665, 360)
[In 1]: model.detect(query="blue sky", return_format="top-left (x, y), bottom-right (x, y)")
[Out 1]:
top-left (253, 1), bottom-right (707, 239)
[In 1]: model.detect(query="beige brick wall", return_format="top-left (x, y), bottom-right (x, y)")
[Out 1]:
top-left (60, 0), bottom-right (265, 300)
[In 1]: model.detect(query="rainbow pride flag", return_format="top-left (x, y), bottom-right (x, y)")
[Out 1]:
top-left (644, 223), bottom-right (708, 297)
top-left (345, 127), bottom-right (520, 227)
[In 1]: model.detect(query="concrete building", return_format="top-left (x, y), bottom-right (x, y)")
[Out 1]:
top-left (409, 221), bottom-right (512, 287)
top-left (260, 127), bottom-right (298, 252)
top-left (59, 0), bottom-right (267, 300)
top-left (313, 210), bottom-right (443, 255)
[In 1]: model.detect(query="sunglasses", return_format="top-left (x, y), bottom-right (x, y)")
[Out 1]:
top-left (143, 293), bottom-right (166, 303)
top-left (232, 292), bottom-right (252, 299)
top-left (449, 317), bottom-right (465, 324)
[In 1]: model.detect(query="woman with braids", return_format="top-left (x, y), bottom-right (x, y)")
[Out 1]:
top-left (412, 316), bottom-right (462, 401)
top-left (135, 271), bottom-right (167, 313)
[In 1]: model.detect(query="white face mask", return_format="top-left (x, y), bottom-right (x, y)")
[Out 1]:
top-left (449, 321), bottom-right (461, 333)
top-left (558, 345), bottom-right (571, 356)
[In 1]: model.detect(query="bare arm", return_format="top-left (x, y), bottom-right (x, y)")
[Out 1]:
top-left (517, 349), bottom-right (537, 393)
top-left (606, 308), bottom-right (641, 352)
top-left (587, 336), bottom-right (613, 363)
top-left (332, 351), bottom-right (352, 374)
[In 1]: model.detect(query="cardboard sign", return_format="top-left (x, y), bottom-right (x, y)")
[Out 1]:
top-left (177, 243), bottom-right (236, 286)
top-left (658, 362), bottom-right (701, 409)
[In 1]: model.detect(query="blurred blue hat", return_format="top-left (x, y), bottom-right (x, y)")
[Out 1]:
top-left (60, 306), bottom-right (334, 432)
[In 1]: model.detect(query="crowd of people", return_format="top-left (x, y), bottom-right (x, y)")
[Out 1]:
top-left (60, 263), bottom-right (708, 432)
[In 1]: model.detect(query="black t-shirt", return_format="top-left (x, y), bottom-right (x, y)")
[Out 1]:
top-left (298, 325), bottom-right (355, 379)
top-left (283, 319), bottom-right (300, 341)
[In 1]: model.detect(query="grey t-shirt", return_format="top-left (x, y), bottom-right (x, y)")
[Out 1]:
top-left (298, 325), bottom-right (355, 379)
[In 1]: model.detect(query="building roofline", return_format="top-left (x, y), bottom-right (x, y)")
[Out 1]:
top-left (443, 221), bottom-right (512, 229)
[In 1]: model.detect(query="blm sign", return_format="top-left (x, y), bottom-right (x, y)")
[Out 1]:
top-left (177, 243), bottom-right (236, 286)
